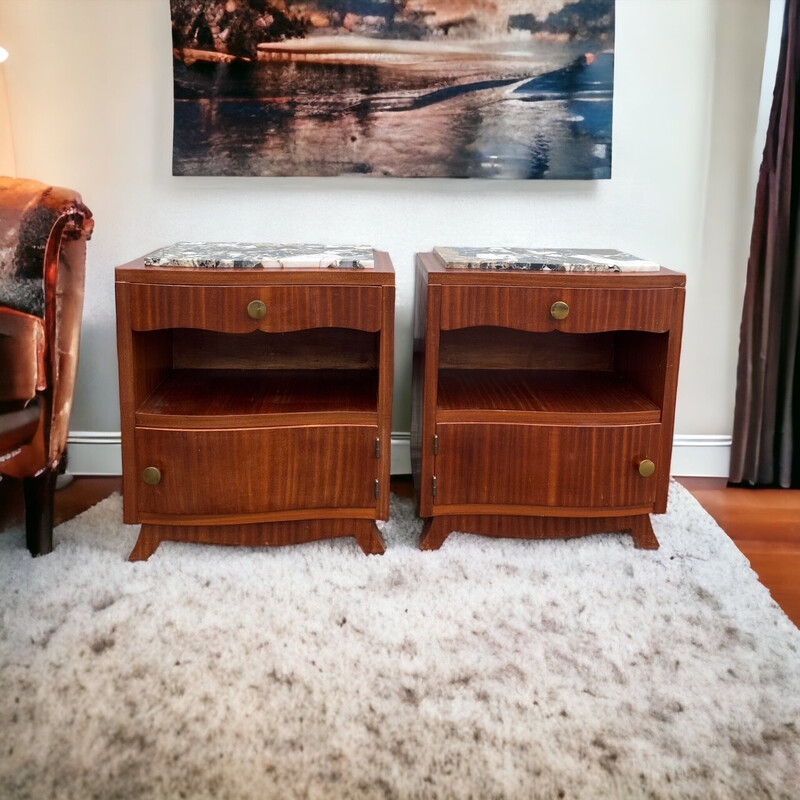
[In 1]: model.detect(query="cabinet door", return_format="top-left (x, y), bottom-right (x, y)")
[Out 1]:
top-left (434, 423), bottom-right (661, 512)
top-left (135, 424), bottom-right (378, 516)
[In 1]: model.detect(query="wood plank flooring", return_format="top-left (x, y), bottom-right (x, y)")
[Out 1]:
top-left (0, 475), bottom-right (122, 533)
top-left (677, 476), bottom-right (800, 628)
top-left (1, 474), bottom-right (797, 628)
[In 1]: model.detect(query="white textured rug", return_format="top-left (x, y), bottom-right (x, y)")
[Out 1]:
top-left (1, 482), bottom-right (799, 800)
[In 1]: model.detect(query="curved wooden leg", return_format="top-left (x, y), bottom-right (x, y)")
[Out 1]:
top-left (354, 521), bottom-right (386, 555)
top-left (128, 524), bottom-right (163, 561)
top-left (419, 517), bottom-right (451, 551)
top-left (418, 514), bottom-right (659, 550)
top-left (129, 519), bottom-right (387, 559)
top-left (630, 515), bottom-right (659, 549)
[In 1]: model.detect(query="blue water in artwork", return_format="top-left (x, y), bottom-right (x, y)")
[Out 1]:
top-left (514, 52), bottom-right (614, 140)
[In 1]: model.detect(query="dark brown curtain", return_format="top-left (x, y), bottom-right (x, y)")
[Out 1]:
top-left (730, 0), bottom-right (800, 487)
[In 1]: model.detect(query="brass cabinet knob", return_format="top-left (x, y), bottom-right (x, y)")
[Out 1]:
top-left (550, 301), bottom-right (570, 320)
top-left (247, 300), bottom-right (267, 320)
top-left (637, 459), bottom-right (656, 478)
top-left (142, 466), bottom-right (162, 486)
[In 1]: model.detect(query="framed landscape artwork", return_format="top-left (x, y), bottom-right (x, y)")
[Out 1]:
top-left (170, 0), bottom-right (614, 179)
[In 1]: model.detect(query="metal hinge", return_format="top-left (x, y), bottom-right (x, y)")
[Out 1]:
top-left (433, 434), bottom-right (439, 455)
top-left (375, 437), bottom-right (381, 459)
top-left (374, 478), bottom-right (380, 499)
top-left (432, 475), bottom-right (438, 498)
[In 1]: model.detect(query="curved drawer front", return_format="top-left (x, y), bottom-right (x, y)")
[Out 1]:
top-left (135, 424), bottom-right (378, 516)
top-left (128, 283), bottom-right (382, 333)
top-left (434, 422), bottom-right (661, 511)
top-left (440, 286), bottom-right (675, 333)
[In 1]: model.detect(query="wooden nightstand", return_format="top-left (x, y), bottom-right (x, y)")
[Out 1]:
top-left (411, 252), bottom-right (685, 549)
top-left (115, 252), bottom-right (394, 560)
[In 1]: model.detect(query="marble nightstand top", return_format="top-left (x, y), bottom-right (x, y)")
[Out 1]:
top-left (144, 242), bottom-right (375, 269)
top-left (432, 246), bottom-right (660, 272)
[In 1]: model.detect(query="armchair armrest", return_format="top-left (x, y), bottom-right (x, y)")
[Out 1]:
top-left (0, 177), bottom-right (93, 474)
top-left (0, 306), bottom-right (46, 403)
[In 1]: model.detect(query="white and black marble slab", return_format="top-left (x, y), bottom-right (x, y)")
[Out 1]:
top-left (433, 246), bottom-right (660, 272)
top-left (144, 242), bottom-right (375, 269)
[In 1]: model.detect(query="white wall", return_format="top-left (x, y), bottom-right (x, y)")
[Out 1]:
top-left (0, 0), bottom-right (772, 475)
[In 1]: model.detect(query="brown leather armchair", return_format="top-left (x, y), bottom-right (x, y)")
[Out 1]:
top-left (0, 177), bottom-right (93, 555)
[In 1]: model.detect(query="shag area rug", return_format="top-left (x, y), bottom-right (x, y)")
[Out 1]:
top-left (1, 482), bottom-right (798, 800)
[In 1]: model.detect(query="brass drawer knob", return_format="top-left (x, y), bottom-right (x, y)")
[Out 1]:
top-left (550, 300), bottom-right (570, 320)
top-left (142, 466), bottom-right (162, 485)
top-left (247, 300), bottom-right (267, 320)
top-left (638, 459), bottom-right (656, 478)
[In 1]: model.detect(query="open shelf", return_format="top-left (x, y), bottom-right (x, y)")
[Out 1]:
top-left (436, 368), bottom-right (661, 424)
top-left (136, 368), bottom-right (379, 428)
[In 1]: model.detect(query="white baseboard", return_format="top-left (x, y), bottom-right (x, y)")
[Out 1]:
top-left (66, 431), bottom-right (732, 479)
top-left (670, 434), bottom-right (732, 478)
top-left (390, 432), bottom-right (413, 475)
top-left (67, 432), bottom-right (123, 476)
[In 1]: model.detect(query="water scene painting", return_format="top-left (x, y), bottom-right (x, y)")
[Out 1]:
top-left (171, 0), bottom-right (615, 179)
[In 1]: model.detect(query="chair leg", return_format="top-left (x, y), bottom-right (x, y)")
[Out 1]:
top-left (23, 469), bottom-right (57, 556)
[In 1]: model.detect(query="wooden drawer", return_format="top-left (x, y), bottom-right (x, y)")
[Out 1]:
top-left (134, 424), bottom-right (378, 516)
top-left (126, 283), bottom-right (382, 333)
top-left (439, 285), bottom-right (676, 333)
top-left (434, 422), bottom-right (661, 511)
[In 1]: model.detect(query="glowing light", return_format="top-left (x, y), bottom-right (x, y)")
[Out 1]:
top-left (0, 48), bottom-right (8, 63)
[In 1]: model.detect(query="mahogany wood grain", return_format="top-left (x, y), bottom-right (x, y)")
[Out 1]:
top-left (436, 369), bottom-right (660, 423)
top-left (419, 513), bottom-right (658, 550)
top-left (416, 282), bottom-right (441, 517)
top-left (135, 368), bottom-right (378, 428)
top-left (418, 251), bottom-right (685, 287)
top-left (376, 284), bottom-right (395, 520)
top-left (412, 252), bottom-right (685, 549)
top-left (128, 284), bottom-right (382, 333)
top-left (128, 331), bottom-right (173, 406)
top-left (431, 501), bottom-right (653, 519)
top-left (434, 422), bottom-right (661, 510)
top-left (410, 351), bottom-right (424, 498)
top-left (439, 327), bottom-right (615, 371)
top-left (129, 518), bottom-right (386, 560)
top-left (172, 328), bottom-right (378, 370)
top-left (440, 285), bottom-right (677, 333)
top-left (117, 328), bottom-right (173, 522)
top-left (138, 506), bottom-right (380, 527)
top-left (134, 424), bottom-right (379, 516)
top-left (116, 249), bottom-right (396, 284)
top-left (614, 332), bottom-right (669, 409)
top-left (116, 254), bottom-right (395, 556)
top-left (653, 288), bottom-right (685, 512)
top-left (410, 260), bottom-right (430, 502)
top-left (116, 285), bottom-right (146, 522)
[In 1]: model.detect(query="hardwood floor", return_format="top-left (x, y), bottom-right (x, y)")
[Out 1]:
top-left (0, 475), bottom-right (123, 533)
top-left (677, 476), bottom-right (800, 628)
top-left (1, 474), bottom-right (797, 628)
